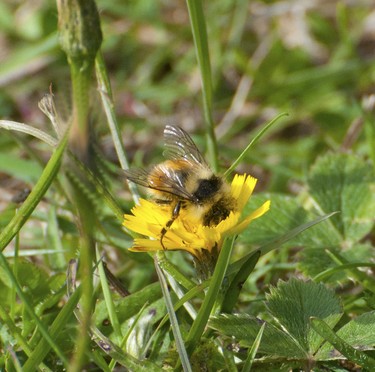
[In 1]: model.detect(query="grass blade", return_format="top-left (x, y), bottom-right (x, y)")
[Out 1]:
top-left (22, 286), bottom-right (81, 371)
top-left (228, 211), bottom-right (339, 276)
top-left (185, 0), bottom-right (217, 170)
top-left (221, 250), bottom-right (260, 313)
top-left (224, 112), bottom-right (288, 177)
top-left (242, 322), bottom-right (265, 372)
top-left (155, 254), bottom-right (192, 372)
top-left (311, 317), bottom-right (375, 370)
top-left (0, 132), bottom-right (68, 251)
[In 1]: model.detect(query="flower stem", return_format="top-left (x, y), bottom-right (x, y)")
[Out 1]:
top-left (184, 237), bottom-right (235, 357)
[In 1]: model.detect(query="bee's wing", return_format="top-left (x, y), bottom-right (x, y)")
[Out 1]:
top-left (163, 125), bottom-right (208, 166)
top-left (123, 167), bottom-right (197, 201)
top-left (123, 168), bottom-right (151, 188)
top-left (149, 167), bottom-right (197, 200)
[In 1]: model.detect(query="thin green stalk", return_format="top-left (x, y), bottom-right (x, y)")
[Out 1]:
top-left (149, 280), bottom-right (207, 338)
top-left (95, 53), bottom-right (140, 203)
top-left (311, 318), bottom-right (375, 370)
top-left (224, 112), bottom-right (288, 177)
top-left (363, 98), bottom-right (375, 168)
top-left (325, 249), bottom-right (375, 293)
top-left (185, 237), bottom-right (235, 356)
top-left (241, 323), bottom-right (265, 372)
top-left (227, 0), bottom-right (249, 47)
top-left (0, 133), bottom-right (68, 251)
top-left (97, 249), bottom-right (122, 345)
top-left (68, 194), bottom-right (95, 372)
top-left (185, 0), bottom-right (218, 171)
top-left (155, 256), bottom-right (192, 372)
top-left (10, 230), bottom-right (20, 320)
top-left (314, 262), bottom-right (375, 282)
top-left (67, 80), bottom-right (96, 372)
top-left (46, 205), bottom-right (66, 270)
top-left (227, 211), bottom-right (339, 276)
top-left (0, 120), bottom-right (57, 146)
top-left (56, 1), bottom-right (102, 369)
top-left (156, 251), bottom-right (196, 290)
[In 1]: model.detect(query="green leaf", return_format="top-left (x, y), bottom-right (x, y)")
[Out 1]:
top-left (0, 250), bottom-right (69, 367)
top-left (90, 325), bottom-right (163, 371)
top-left (94, 282), bottom-right (163, 328)
top-left (239, 194), bottom-right (341, 249)
top-left (311, 317), bottom-right (375, 370)
top-left (190, 338), bottom-right (227, 371)
top-left (307, 153), bottom-right (375, 243)
top-left (0, 259), bottom-right (51, 304)
top-left (302, 243), bottom-right (375, 282)
top-left (221, 250), bottom-right (260, 313)
top-left (266, 278), bottom-right (342, 352)
top-left (317, 311), bottom-right (375, 360)
top-left (209, 314), bottom-right (306, 359)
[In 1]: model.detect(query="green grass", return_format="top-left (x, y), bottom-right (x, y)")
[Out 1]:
top-left (1, 0), bottom-right (375, 371)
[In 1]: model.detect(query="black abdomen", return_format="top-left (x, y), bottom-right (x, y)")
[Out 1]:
top-left (203, 197), bottom-right (233, 226)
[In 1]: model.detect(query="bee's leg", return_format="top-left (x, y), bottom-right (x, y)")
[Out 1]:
top-left (160, 201), bottom-right (181, 250)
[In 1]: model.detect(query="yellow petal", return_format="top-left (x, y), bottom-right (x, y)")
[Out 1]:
top-left (227, 200), bottom-right (271, 235)
top-left (235, 175), bottom-right (257, 210)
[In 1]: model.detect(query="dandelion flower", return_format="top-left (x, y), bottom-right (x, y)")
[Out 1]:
top-left (123, 174), bottom-right (270, 262)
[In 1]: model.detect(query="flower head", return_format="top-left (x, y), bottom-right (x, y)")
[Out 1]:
top-left (123, 174), bottom-right (270, 262)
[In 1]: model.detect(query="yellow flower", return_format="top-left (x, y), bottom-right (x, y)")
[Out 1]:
top-left (123, 174), bottom-right (270, 260)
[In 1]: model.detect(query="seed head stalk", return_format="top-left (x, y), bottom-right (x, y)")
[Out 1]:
top-left (56, 0), bottom-right (102, 370)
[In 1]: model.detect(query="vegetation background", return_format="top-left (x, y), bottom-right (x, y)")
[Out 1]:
top-left (0, 0), bottom-right (375, 371)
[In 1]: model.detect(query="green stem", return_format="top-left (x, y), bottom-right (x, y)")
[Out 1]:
top-left (185, 0), bottom-right (218, 171)
top-left (185, 237), bottom-right (235, 356)
top-left (224, 112), bottom-right (288, 177)
top-left (0, 133), bottom-right (68, 251)
top-left (66, 41), bottom-right (96, 372)
top-left (155, 257), bottom-right (192, 372)
top-left (95, 53), bottom-right (140, 203)
top-left (69, 60), bottom-right (92, 162)
top-left (67, 183), bottom-right (95, 372)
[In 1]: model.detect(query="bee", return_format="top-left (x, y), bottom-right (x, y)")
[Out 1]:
top-left (124, 125), bottom-right (235, 249)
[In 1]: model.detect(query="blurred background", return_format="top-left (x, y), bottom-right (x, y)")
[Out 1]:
top-left (0, 0), bottom-right (375, 198)
top-left (1, 1), bottom-right (374, 194)
top-left (0, 0), bottom-right (374, 263)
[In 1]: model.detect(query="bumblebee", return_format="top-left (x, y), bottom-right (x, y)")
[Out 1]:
top-left (124, 125), bottom-right (235, 248)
